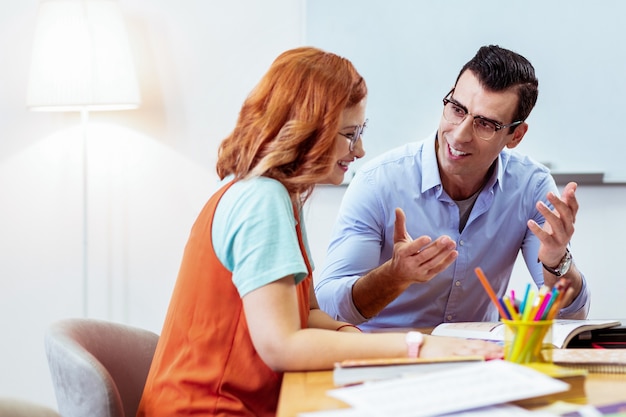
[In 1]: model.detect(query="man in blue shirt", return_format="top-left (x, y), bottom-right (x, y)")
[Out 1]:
top-left (315, 45), bottom-right (589, 330)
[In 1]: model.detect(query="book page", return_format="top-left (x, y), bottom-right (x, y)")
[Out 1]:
top-left (551, 319), bottom-right (621, 348)
top-left (430, 322), bottom-right (505, 342)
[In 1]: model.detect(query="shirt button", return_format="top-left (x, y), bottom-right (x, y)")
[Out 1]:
top-left (459, 240), bottom-right (464, 246)
top-left (455, 281), bottom-right (461, 287)
top-left (446, 315), bottom-right (453, 321)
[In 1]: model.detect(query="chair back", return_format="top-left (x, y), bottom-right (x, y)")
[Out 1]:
top-left (45, 318), bottom-right (159, 417)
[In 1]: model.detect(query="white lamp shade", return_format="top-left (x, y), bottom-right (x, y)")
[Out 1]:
top-left (27, 0), bottom-right (140, 111)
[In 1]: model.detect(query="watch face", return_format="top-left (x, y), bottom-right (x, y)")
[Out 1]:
top-left (554, 251), bottom-right (572, 276)
top-left (559, 254), bottom-right (572, 275)
top-left (406, 331), bottom-right (423, 344)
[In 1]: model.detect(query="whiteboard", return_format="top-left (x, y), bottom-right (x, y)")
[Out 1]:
top-left (306, 0), bottom-right (626, 182)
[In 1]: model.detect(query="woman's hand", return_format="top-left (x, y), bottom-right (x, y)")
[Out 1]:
top-left (419, 335), bottom-right (503, 360)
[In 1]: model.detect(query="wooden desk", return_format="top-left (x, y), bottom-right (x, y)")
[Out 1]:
top-left (276, 368), bottom-right (626, 417)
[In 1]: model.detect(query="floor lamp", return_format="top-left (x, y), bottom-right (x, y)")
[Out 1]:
top-left (26, 0), bottom-right (141, 317)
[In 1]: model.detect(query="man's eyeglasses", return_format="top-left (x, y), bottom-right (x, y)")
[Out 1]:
top-left (339, 119), bottom-right (368, 151)
top-left (442, 90), bottom-right (522, 140)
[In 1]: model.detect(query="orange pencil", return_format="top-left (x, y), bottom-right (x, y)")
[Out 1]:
top-left (474, 267), bottom-right (509, 319)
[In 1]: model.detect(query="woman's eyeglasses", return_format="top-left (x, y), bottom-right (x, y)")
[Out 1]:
top-left (339, 119), bottom-right (368, 151)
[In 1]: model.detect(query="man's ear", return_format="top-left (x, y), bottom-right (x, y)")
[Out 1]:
top-left (505, 122), bottom-right (528, 149)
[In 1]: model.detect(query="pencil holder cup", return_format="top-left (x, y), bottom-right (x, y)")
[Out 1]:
top-left (502, 319), bottom-right (554, 364)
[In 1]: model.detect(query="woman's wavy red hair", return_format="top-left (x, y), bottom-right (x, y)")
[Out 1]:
top-left (216, 46), bottom-right (366, 203)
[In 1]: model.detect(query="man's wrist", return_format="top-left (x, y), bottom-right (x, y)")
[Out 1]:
top-left (541, 249), bottom-right (572, 277)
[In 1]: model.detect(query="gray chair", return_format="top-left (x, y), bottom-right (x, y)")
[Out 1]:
top-left (44, 318), bottom-right (159, 417)
top-left (0, 398), bottom-right (60, 417)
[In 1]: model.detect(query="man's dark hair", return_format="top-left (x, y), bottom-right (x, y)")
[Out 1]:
top-left (456, 45), bottom-right (539, 131)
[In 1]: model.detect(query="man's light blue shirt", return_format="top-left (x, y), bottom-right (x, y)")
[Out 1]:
top-left (315, 132), bottom-right (589, 330)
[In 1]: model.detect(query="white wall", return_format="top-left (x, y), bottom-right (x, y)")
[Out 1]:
top-left (0, 0), bottom-right (304, 408)
top-left (306, 0), bottom-right (626, 182)
top-left (2, 0), bottom-right (626, 411)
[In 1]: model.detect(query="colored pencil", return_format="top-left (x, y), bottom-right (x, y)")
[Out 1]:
top-left (474, 267), bottom-right (509, 319)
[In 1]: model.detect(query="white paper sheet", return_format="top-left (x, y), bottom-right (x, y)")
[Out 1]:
top-left (326, 360), bottom-right (568, 417)
top-left (298, 404), bottom-right (556, 417)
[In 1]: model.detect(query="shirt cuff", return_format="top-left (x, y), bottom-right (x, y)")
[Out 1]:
top-left (557, 272), bottom-right (590, 319)
top-left (334, 275), bottom-right (369, 325)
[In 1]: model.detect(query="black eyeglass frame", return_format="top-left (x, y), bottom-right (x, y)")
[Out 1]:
top-left (339, 118), bottom-right (368, 151)
top-left (442, 90), bottom-right (522, 140)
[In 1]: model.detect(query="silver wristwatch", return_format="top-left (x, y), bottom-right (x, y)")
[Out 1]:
top-left (542, 249), bottom-right (572, 277)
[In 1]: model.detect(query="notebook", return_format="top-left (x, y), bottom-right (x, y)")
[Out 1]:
top-left (553, 349), bottom-right (626, 374)
top-left (333, 355), bottom-right (484, 386)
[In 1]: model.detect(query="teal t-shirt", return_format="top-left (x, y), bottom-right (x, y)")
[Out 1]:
top-left (212, 177), bottom-right (313, 297)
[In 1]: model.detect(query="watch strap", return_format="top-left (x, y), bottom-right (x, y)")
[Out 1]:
top-left (406, 331), bottom-right (423, 358)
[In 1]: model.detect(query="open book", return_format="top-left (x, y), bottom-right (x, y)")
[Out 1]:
top-left (430, 319), bottom-right (621, 349)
